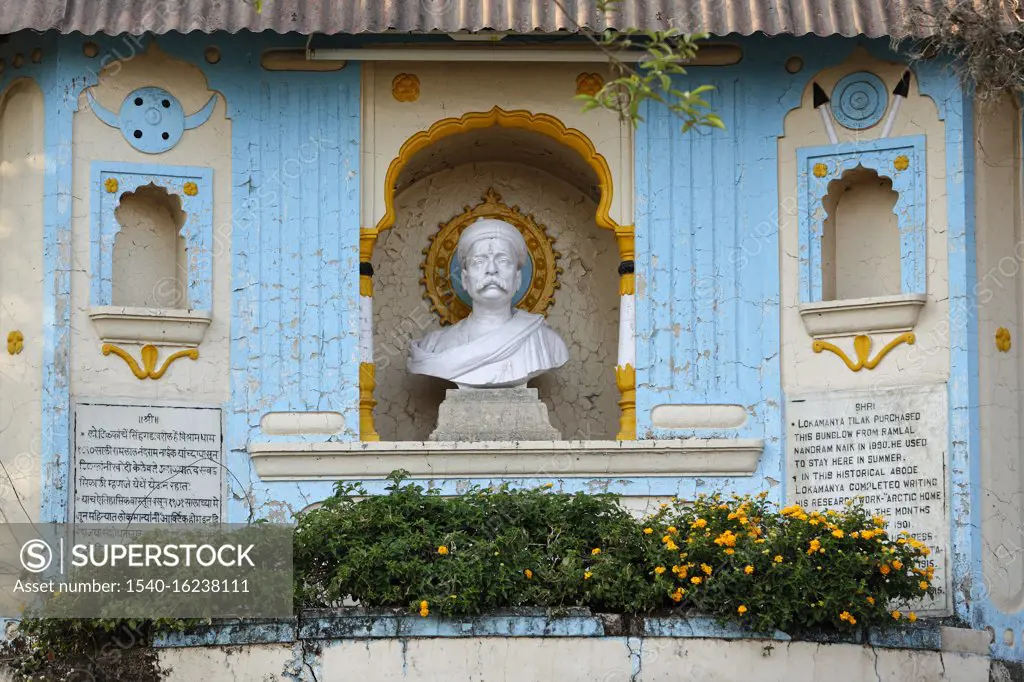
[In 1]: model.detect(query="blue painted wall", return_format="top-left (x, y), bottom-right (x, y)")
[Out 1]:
top-left (183, 38), bottom-right (364, 521)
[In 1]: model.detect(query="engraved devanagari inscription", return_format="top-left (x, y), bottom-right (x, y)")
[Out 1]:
top-left (72, 402), bottom-right (224, 524)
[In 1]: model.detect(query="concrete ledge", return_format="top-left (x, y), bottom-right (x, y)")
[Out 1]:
top-left (798, 293), bottom-right (926, 338)
top-left (89, 306), bottom-right (213, 347)
top-left (153, 610), bottom-right (946, 651)
top-left (247, 438), bottom-right (765, 481)
top-left (940, 626), bottom-right (992, 656)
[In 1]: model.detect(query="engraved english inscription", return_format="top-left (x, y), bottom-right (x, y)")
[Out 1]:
top-left (786, 384), bottom-right (949, 614)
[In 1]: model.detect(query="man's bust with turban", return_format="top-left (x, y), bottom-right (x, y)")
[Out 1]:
top-left (408, 217), bottom-right (569, 387)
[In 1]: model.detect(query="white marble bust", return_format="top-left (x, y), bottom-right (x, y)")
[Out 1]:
top-left (408, 218), bottom-right (569, 388)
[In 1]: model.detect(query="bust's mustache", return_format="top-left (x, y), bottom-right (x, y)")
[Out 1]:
top-left (474, 277), bottom-right (508, 293)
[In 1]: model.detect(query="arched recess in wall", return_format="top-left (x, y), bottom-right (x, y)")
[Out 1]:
top-left (112, 184), bottom-right (189, 308)
top-left (820, 166), bottom-right (902, 301)
top-left (359, 107), bottom-right (635, 441)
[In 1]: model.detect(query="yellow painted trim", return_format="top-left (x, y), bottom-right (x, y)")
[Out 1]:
top-left (996, 326), bottom-right (1012, 353)
top-left (359, 362), bottom-right (380, 441)
top-left (360, 231), bottom-right (378, 263)
top-left (619, 272), bottom-right (635, 296)
top-left (371, 105), bottom-right (620, 236)
top-left (6, 330), bottom-right (23, 355)
top-left (615, 364), bottom-right (637, 440)
top-left (811, 333), bottom-right (915, 372)
top-left (360, 274), bottom-right (374, 297)
top-left (392, 73), bottom-right (420, 102)
top-left (615, 225), bottom-right (635, 262)
top-left (101, 343), bottom-right (199, 380)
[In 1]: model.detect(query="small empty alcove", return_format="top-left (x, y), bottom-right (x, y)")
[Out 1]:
top-left (796, 135), bottom-right (928, 338)
top-left (111, 184), bottom-right (188, 308)
top-left (820, 166), bottom-right (901, 301)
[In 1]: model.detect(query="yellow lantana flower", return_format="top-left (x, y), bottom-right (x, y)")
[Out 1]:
top-left (591, 548), bottom-right (601, 555)
top-left (744, 565), bottom-right (754, 575)
top-left (892, 610), bottom-right (902, 620)
top-left (737, 605), bottom-right (748, 614)
top-left (643, 527), bottom-right (653, 535)
top-left (831, 529), bottom-right (844, 539)
top-left (773, 555), bottom-right (784, 563)
top-left (654, 566), bottom-right (666, 575)
top-left (437, 545), bottom-right (449, 555)
top-left (584, 571), bottom-right (593, 580)
top-left (866, 596), bottom-right (875, 605)
top-left (691, 576), bottom-right (702, 585)
top-left (701, 563), bottom-right (713, 575)
top-left (891, 560), bottom-right (903, 570)
top-left (524, 569), bottom-right (533, 579)
top-left (908, 612), bottom-right (917, 623)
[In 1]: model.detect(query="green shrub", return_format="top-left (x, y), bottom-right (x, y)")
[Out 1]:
top-left (629, 493), bottom-right (935, 634)
top-left (294, 473), bottom-right (935, 634)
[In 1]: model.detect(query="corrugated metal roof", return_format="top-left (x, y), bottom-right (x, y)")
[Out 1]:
top-left (0, 0), bottom-right (1013, 38)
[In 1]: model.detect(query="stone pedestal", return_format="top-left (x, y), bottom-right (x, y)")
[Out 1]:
top-left (429, 387), bottom-right (561, 441)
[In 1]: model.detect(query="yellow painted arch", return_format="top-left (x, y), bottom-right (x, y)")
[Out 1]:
top-left (362, 106), bottom-right (632, 261)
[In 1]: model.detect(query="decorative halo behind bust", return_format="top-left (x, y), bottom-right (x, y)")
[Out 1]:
top-left (421, 188), bottom-right (562, 325)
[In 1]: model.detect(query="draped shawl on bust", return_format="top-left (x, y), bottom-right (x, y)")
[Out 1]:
top-left (407, 310), bottom-right (567, 387)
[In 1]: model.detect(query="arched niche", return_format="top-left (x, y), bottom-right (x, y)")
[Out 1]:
top-left (820, 166), bottom-right (901, 301)
top-left (112, 184), bottom-right (189, 308)
top-left (361, 108), bottom-right (628, 442)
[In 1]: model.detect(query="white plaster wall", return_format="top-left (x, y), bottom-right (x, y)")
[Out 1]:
top-left (0, 79), bottom-right (45, 522)
top-left (70, 43), bottom-right (232, 402)
top-left (822, 169), bottom-right (902, 300)
top-left (974, 93), bottom-right (1024, 611)
top-left (158, 638), bottom-right (990, 681)
top-left (362, 61), bottom-right (632, 230)
top-left (373, 161), bottom-right (619, 441)
top-left (779, 49), bottom-right (950, 392)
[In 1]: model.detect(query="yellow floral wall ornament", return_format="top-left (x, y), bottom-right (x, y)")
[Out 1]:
top-left (996, 327), bottom-right (1012, 352)
top-left (812, 163), bottom-right (828, 178)
top-left (812, 333), bottom-right (915, 372)
top-left (422, 188), bottom-right (562, 325)
top-left (7, 331), bottom-right (24, 355)
top-left (104, 177), bottom-right (119, 193)
top-left (102, 343), bottom-right (198, 380)
top-left (575, 72), bottom-right (604, 97)
top-left (893, 155), bottom-right (910, 171)
top-left (392, 73), bottom-right (420, 103)
top-left (183, 181), bottom-right (198, 196)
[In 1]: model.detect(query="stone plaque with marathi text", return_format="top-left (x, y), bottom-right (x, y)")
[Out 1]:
top-left (786, 384), bottom-right (950, 615)
top-left (72, 401), bottom-right (224, 524)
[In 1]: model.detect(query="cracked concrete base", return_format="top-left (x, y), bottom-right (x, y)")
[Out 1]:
top-left (154, 638), bottom-right (991, 681)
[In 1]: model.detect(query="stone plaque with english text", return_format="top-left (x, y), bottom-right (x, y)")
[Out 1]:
top-left (786, 384), bottom-right (950, 614)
